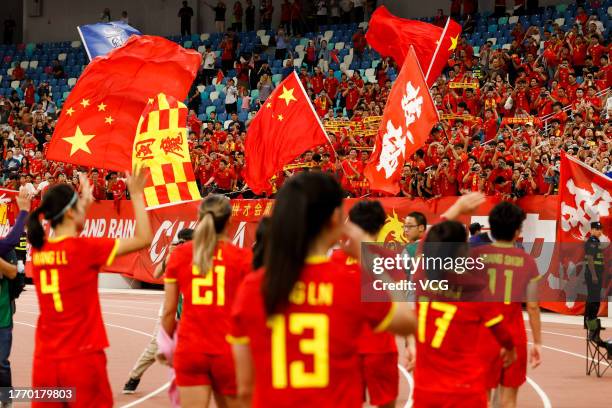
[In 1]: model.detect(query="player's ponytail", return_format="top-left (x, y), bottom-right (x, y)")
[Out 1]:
top-left (27, 184), bottom-right (79, 249)
top-left (193, 195), bottom-right (231, 275)
top-left (263, 172), bottom-right (343, 316)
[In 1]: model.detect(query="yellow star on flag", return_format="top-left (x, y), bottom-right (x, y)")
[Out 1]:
top-left (97, 102), bottom-right (107, 111)
top-left (65, 107), bottom-right (75, 116)
top-left (63, 126), bottom-right (95, 156)
top-left (278, 114), bottom-right (284, 121)
top-left (448, 35), bottom-right (459, 51)
top-left (266, 102), bottom-right (272, 108)
top-left (278, 86), bottom-right (297, 106)
top-left (105, 115), bottom-right (114, 125)
top-left (80, 98), bottom-right (90, 108)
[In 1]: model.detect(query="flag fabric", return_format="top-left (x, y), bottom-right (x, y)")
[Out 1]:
top-left (540, 152), bottom-right (611, 315)
top-left (77, 21), bottom-right (141, 61)
top-left (366, 6), bottom-right (462, 87)
top-left (364, 47), bottom-right (439, 195)
top-left (47, 35), bottom-right (201, 172)
top-left (244, 71), bottom-right (331, 195)
top-left (0, 188), bottom-right (18, 225)
top-left (216, 69), bottom-right (225, 84)
top-left (132, 93), bottom-right (201, 209)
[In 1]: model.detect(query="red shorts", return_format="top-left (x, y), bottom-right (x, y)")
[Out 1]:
top-left (413, 389), bottom-right (487, 408)
top-left (360, 352), bottom-right (399, 406)
top-left (174, 351), bottom-right (237, 394)
top-left (486, 340), bottom-right (527, 388)
top-left (32, 350), bottom-right (112, 408)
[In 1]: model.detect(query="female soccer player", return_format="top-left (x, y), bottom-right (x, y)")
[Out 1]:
top-left (29, 171), bottom-right (152, 408)
top-left (161, 194), bottom-right (252, 408)
top-left (229, 172), bottom-right (415, 407)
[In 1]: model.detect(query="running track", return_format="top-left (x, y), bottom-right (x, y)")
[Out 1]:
top-left (11, 288), bottom-right (612, 407)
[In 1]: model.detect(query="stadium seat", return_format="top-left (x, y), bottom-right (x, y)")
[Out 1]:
top-left (71, 41), bottom-right (81, 48)
top-left (10, 80), bottom-right (19, 89)
top-left (196, 85), bottom-right (205, 93)
top-left (251, 89), bottom-right (259, 99)
top-left (324, 30), bottom-right (334, 41)
top-left (335, 42), bottom-right (345, 50)
top-left (508, 16), bottom-right (519, 24)
top-left (261, 35), bottom-right (270, 46)
top-left (487, 37), bottom-right (497, 45)
top-left (554, 18), bottom-right (565, 26)
top-left (67, 77), bottom-right (77, 86)
top-left (197, 45), bottom-right (206, 53)
top-left (209, 91), bottom-right (219, 101)
top-left (183, 40), bottom-right (192, 48)
top-left (206, 106), bottom-right (216, 115)
top-left (58, 53), bottom-right (67, 61)
top-left (295, 44), bottom-right (305, 54)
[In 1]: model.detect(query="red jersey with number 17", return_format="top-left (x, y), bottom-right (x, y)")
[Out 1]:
top-left (229, 257), bottom-right (395, 407)
top-left (164, 240), bottom-right (252, 356)
top-left (31, 236), bottom-right (119, 359)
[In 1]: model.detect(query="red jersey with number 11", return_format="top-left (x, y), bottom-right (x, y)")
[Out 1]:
top-left (31, 236), bottom-right (119, 359)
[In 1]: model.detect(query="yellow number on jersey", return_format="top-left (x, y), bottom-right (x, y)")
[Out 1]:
top-left (192, 265), bottom-right (226, 305)
top-left (487, 268), bottom-right (514, 304)
top-left (40, 269), bottom-right (63, 312)
top-left (267, 313), bottom-right (329, 389)
top-left (417, 297), bottom-right (457, 349)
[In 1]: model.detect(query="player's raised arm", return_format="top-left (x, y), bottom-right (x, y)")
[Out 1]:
top-left (111, 168), bottom-right (153, 257)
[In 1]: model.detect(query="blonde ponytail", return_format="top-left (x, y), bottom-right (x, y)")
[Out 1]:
top-left (192, 195), bottom-right (232, 276)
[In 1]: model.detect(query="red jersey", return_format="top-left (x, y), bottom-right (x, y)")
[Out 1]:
top-left (107, 179), bottom-right (126, 200)
top-left (229, 258), bottom-right (394, 407)
top-left (414, 299), bottom-right (506, 395)
top-left (323, 77), bottom-right (339, 99)
top-left (165, 241), bottom-right (251, 355)
top-left (213, 168), bottom-right (235, 190)
top-left (330, 250), bottom-right (397, 354)
top-left (32, 237), bottom-right (119, 359)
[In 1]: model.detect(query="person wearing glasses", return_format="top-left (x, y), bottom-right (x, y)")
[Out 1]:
top-left (403, 212), bottom-right (427, 259)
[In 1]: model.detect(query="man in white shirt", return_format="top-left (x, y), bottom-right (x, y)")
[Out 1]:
top-left (202, 45), bottom-right (217, 85)
top-left (224, 79), bottom-right (239, 114)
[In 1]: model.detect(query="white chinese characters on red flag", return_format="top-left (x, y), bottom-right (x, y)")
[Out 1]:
top-left (364, 46), bottom-right (438, 194)
top-left (545, 152), bottom-right (611, 315)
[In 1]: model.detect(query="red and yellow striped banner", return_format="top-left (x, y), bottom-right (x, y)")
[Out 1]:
top-left (132, 93), bottom-right (201, 209)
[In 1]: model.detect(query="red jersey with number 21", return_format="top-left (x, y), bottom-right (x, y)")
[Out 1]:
top-left (165, 240), bottom-right (252, 356)
top-left (31, 237), bottom-right (119, 359)
top-left (229, 258), bottom-right (395, 407)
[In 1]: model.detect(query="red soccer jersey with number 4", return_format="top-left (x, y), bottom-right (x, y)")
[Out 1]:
top-left (229, 259), bottom-right (395, 407)
top-left (165, 240), bottom-right (252, 356)
top-left (32, 237), bottom-right (119, 359)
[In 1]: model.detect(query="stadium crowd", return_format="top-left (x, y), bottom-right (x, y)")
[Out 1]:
top-left (0, 0), bottom-right (610, 203)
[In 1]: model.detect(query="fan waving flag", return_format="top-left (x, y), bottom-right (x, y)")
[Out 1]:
top-left (133, 93), bottom-right (201, 209)
top-left (364, 46), bottom-right (439, 194)
top-left (244, 71), bottom-right (332, 195)
top-left (540, 152), bottom-right (611, 316)
top-left (366, 6), bottom-right (462, 87)
top-left (46, 35), bottom-right (201, 172)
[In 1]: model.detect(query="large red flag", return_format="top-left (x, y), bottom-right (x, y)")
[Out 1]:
top-left (540, 152), bottom-right (611, 315)
top-left (47, 35), bottom-right (201, 171)
top-left (244, 71), bottom-right (331, 194)
top-left (366, 6), bottom-right (462, 87)
top-left (364, 47), bottom-right (439, 194)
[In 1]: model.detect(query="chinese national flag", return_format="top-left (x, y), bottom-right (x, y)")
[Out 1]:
top-left (540, 152), bottom-right (611, 316)
top-left (366, 6), bottom-right (462, 87)
top-left (364, 47), bottom-right (438, 195)
top-left (0, 188), bottom-right (18, 225)
top-left (47, 35), bottom-right (201, 171)
top-left (245, 71), bottom-right (331, 194)
top-left (132, 93), bottom-right (201, 209)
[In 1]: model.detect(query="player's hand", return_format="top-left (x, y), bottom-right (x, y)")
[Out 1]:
top-left (156, 352), bottom-right (172, 367)
top-left (500, 347), bottom-right (517, 368)
top-left (127, 166), bottom-right (148, 196)
top-left (442, 192), bottom-right (485, 220)
top-left (16, 187), bottom-right (31, 212)
top-left (340, 221), bottom-right (368, 260)
top-left (404, 344), bottom-right (416, 372)
top-left (78, 173), bottom-right (94, 209)
top-left (529, 343), bottom-right (542, 369)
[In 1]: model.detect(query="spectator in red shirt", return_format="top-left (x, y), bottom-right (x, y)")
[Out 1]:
top-left (106, 172), bottom-right (126, 200)
top-left (90, 169), bottom-right (107, 201)
top-left (206, 159), bottom-right (235, 193)
top-left (343, 82), bottom-right (361, 118)
top-left (352, 28), bottom-right (367, 61)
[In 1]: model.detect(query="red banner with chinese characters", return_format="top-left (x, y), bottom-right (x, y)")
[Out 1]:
top-left (10, 195), bottom-right (604, 316)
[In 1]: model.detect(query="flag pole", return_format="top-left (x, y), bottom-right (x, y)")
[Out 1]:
top-left (425, 17), bottom-right (451, 82)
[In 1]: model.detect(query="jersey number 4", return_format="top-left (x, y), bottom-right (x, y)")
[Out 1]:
top-left (267, 313), bottom-right (329, 389)
top-left (418, 298), bottom-right (457, 349)
top-left (40, 269), bottom-right (63, 312)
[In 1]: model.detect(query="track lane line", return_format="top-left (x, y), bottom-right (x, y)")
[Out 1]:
top-left (526, 377), bottom-right (552, 408)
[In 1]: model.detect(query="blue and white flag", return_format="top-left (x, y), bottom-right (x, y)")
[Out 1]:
top-left (77, 21), bottom-right (141, 61)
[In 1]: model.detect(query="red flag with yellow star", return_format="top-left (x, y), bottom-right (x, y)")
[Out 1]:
top-left (244, 71), bottom-right (332, 194)
top-left (366, 6), bottom-right (461, 87)
top-left (133, 93), bottom-right (201, 209)
top-left (46, 35), bottom-right (201, 171)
